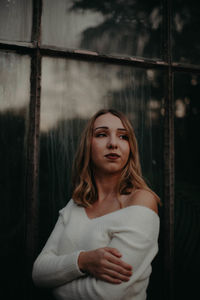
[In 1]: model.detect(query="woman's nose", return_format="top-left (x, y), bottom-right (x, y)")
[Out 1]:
top-left (107, 136), bottom-right (118, 149)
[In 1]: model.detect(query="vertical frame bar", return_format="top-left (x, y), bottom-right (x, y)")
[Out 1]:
top-left (163, 0), bottom-right (174, 299)
top-left (31, 0), bottom-right (42, 45)
top-left (163, 69), bottom-right (174, 300)
top-left (26, 48), bottom-right (41, 270)
top-left (25, 0), bottom-right (42, 299)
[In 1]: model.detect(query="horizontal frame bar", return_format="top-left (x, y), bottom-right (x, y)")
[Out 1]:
top-left (1, 40), bottom-right (200, 74)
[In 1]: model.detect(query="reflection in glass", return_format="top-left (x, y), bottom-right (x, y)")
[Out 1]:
top-left (0, 0), bottom-right (32, 42)
top-left (0, 51), bottom-right (30, 297)
top-left (172, 0), bottom-right (200, 65)
top-left (174, 73), bottom-right (200, 299)
top-left (42, 0), bottom-right (162, 59)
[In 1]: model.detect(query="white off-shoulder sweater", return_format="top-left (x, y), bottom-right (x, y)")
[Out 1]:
top-left (32, 199), bottom-right (160, 300)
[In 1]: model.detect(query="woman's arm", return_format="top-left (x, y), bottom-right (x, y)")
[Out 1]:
top-left (32, 212), bottom-right (85, 287)
top-left (53, 206), bottom-right (160, 300)
top-left (32, 203), bottom-right (131, 288)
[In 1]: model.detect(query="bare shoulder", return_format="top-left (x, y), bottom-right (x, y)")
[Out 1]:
top-left (126, 189), bottom-right (158, 214)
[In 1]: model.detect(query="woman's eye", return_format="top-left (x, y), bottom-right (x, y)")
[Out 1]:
top-left (119, 134), bottom-right (129, 140)
top-left (96, 133), bottom-right (106, 137)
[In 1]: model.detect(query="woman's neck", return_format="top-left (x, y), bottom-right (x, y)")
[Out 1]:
top-left (94, 172), bottom-right (120, 203)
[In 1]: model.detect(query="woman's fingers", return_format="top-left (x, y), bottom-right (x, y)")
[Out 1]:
top-left (100, 274), bottom-right (122, 284)
top-left (97, 247), bottom-right (133, 279)
top-left (101, 259), bottom-right (132, 280)
top-left (107, 251), bottom-right (132, 271)
top-left (105, 247), bottom-right (122, 258)
top-left (102, 267), bottom-right (131, 282)
top-left (106, 261), bottom-right (132, 277)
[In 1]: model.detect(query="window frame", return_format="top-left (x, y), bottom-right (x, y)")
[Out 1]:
top-left (1, 0), bottom-right (200, 299)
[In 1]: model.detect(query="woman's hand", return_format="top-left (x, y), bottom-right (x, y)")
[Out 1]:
top-left (78, 247), bottom-right (132, 284)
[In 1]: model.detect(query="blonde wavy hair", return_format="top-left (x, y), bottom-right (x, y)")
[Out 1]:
top-left (72, 109), bottom-right (160, 207)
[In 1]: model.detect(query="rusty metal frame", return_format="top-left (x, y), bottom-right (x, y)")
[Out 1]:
top-left (1, 1), bottom-right (200, 299)
top-left (26, 48), bottom-right (41, 263)
top-left (24, 1), bottom-right (42, 299)
top-left (26, 0), bottom-right (42, 260)
top-left (162, 0), bottom-right (174, 299)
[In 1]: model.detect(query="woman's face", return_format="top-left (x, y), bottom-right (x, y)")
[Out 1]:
top-left (91, 113), bottom-right (130, 176)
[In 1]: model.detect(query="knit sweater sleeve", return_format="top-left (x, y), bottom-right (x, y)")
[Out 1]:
top-left (53, 206), bottom-right (160, 300)
top-left (32, 201), bottom-right (85, 288)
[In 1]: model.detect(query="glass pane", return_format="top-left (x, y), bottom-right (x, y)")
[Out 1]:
top-left (173, 0), bottom-right (200, 65)
top-left (174, 73), bottom-right (200, 299)
top-left (0, 0), bottom-right (32, 42)
top-left (42, 0), bottom-right (162, 59)
top-left (0, 51), bottom-right (30, 297)
top-left (39, 56), bottom-right (165, 299)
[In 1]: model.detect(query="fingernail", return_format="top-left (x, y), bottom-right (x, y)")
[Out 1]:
top-left (125, 278), bottom-right (130, 281)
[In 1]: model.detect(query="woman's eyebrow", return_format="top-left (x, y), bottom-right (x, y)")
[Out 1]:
top-left (94, 127), bottom-right (127, 131)
top-left (117, 128), bottom-right (127, 131)
top-left (94, 126), bottom-right (108, 131)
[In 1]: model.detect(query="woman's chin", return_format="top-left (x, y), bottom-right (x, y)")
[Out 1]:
top-left (97, 167), bottom-right (123, 177)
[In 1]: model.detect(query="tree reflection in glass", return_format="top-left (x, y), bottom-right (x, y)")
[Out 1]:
top-left (173, 0), bottom-right (200, 65)
top-left (0, 0), bottom-right (32, 42)
top-left (42, 0), bottom-right (162, 59)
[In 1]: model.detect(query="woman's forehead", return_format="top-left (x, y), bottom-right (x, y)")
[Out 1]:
top-left (93, 113), bottom-right (125, 129)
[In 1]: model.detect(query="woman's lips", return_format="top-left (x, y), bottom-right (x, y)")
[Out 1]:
top-left (105, 153), bottom-right (120, 160)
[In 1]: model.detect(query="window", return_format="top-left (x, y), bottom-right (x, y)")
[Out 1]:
top-left (0, 1), bottom-right (200, 299)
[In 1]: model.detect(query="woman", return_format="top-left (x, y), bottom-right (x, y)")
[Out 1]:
top-left (32, 109), bottom-right (160, 300)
